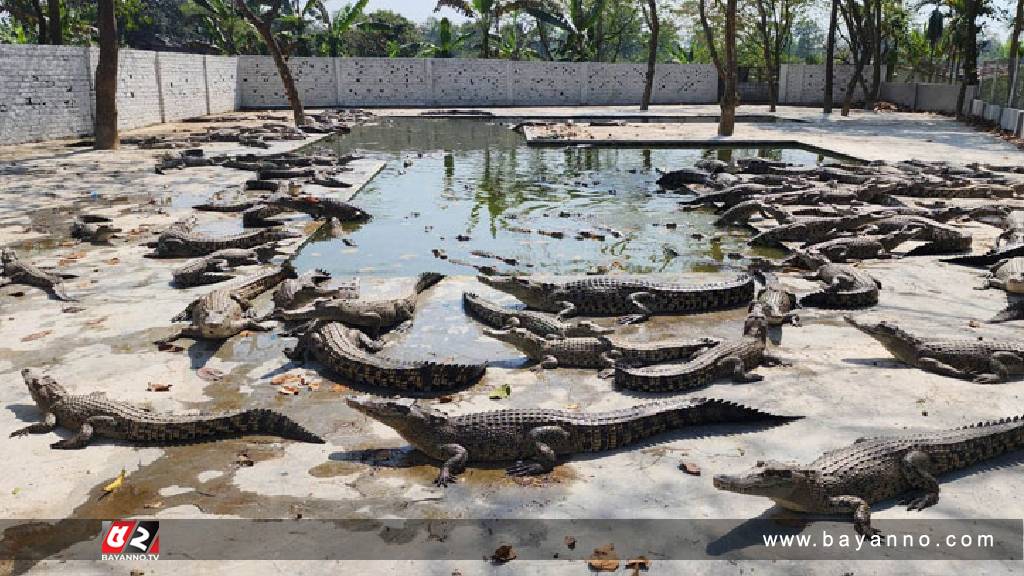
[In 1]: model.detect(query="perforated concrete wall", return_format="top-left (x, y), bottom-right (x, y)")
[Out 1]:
top-left (0, 45), bottom-right (95, 143)
top-left (205, 55), bottom-right (240, 114)
top-left (157, 52), bottom-right (209, 122)
top-left (779, 64), bottom-right (875, 105)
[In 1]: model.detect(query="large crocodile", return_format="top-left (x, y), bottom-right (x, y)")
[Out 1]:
top-left (482, 325), bottom-right (720, 377)
top-left (12, 368), bottom-right (323, 448)
top-left (748, 214), bottom-right (881, 248)
top-left (713, 199), bottom-right (791, 227)
top-left (944, 211), bottom-right (1024, 267)
top-left (799, 228), bottom-right (920, 263)
top-left (171, 248), bottom-right (270, 288)
top-left (845, 316), bottom-right (1024, 383)
top-left (273, 269), bottom-right (358, 310)
top-left (860, 215), bottom-right (972, 255)
top-left (477, 273), bottom-right (754, 324)
top-left (277, 272), bottom-right (444, 335)
top-left (462, 292), bottom-right (613, 338)
top-left (286, 321), bottom-right (485, 392)
top-left (714, 416), bottom-right (1024, 535)
top-left (345, 395), bottom-right (799, 486)
top-left (976, 257), bottom-right (1024, 293)
top-left (1, 248), bottom-right (75, 301)
top-left (613, 318), bottom-right (781, 392)
top-left (749, 270), bottom-right (799, 326)
top-left (154, 223), bottom-right (301, 258)
top-left (159, 262), bottom-right (296, 343)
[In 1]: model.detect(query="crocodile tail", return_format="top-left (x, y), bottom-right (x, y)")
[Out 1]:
top-left (414, 272), bottom-right (445, 294)
top-left (676, 398), bottom-right (802, 426)
top-left (798, 288), bottom-right (878, 309)
top-left (238, 409), bottom-right (325, 443)
top-left (420, 361), bottom-right (487, 391)
top-left (990, 302), bottom-right (1024, 323)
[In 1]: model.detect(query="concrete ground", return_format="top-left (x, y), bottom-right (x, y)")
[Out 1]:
top-left (2, 107), bottom-right (1024, 575)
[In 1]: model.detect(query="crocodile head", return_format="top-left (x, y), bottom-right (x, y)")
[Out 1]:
top-left (345, 396), bottom-right (446, 438)
top-left (476, 275), bottom-right (548, 308)
top-left (482, 326), bottom-right (545, 355)
top-left (22, 368), bottom-right (67, 411)
top-left (713, 460), bottom-right (816, 512)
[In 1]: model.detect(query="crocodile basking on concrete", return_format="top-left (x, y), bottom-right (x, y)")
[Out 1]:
top-left (845, 316), bottom-right (1024, 383)
top-left (1, 248), bottom-right (76, 301)
top-left (153, 222), bottom-right (301, 258)
top-left (159, 262), bottom-right (296, 343)
top-left (798, 228), bottom-right (920, 263)
top-left (748, 214), bottom-right (881, 248)
top-left (749, 270), bottom-right (799, 326)
top-left (171, 247), bottom-right (270, 288)
top-left (798, 260), bottom-right (881, 309)
top-left (614, 318), bottom-right (781, 392)
top-left (11, 368), bottom-right (324, 448)
top-left (482, 325), bottom-right (720, 377)
top-left (273, 269), bottom-right (358, 310)
top-left (860, 215), bottom-right (972, 255)
top-left (345, 395), bottom-right (799, 485)
top-left (462, 292), bottom-right (613, 338)
top-left (714, 415), bottom-right (1024, 535)
top-left (286, 321), bottom-right (485, 392)
top-left (975, 257), bottom-right (1024, 293)
top-left (944, 211), bottom-right (1024, 267)
top-left (277, 272), bottom-right (444, 335)
top-left (477, 273), bottom-right (754, 324)
top-left (713, 199), bottom-right (791, 227)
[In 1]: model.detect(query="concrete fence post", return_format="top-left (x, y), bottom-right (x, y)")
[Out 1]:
top-left (332, 57), bottom-right (342, 107)
top-left (579, 61), bottom-right (588, 105)
top-left (778, 65), bottom-right (788, 104)
top-left (506, 60), bottom-right (514, 106)
top-left (154, 51), bottom-right (166, 123)
top-left (426, 58), bottom-right (435, 107)
top-left (202, 55), bottom-right (211, 115)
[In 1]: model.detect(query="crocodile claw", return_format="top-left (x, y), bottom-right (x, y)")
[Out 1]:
top-left (899, 492), bottom-right (939, 511)
top-left (434, 470), bottom-right (454, 488)
top-left (617, 314), bottom-right (648, 325)
top-left (10, 429), bottom-right (28, 438)
top-left (506, 461), bottom-right (545, 477)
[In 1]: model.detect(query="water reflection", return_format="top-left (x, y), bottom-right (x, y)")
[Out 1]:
top-left (294, 118), bottom-right (825, 278)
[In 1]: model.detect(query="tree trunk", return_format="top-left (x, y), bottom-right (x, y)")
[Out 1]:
top-left (720, 0), bottom-right (738, 136)
top-left (47, 0), bottom-right (61, 44)
top-left (841, 61), bottom-right (865, 116)
top-left (824, 0), bottom-right (837, 113)
top-left (480, 17), bottom-right (490, 58)
top-left (30, 0), bottom-right (47, 44)
top-left (1006, 0), bottom-right (1023, 106)
top-left (869, 0), bottom-right (881, 106)
top-left (956, 0), bottom-right (979, 119)
top-left (640, 0), bottom-right (659, 111)
top-left (235, 1), bottom-right (305, 126)
top-left (94, 0), bottom-right (118, 150)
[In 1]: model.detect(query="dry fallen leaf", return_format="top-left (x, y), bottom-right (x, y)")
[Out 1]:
top-left (626, 556), bottom-right (651, 575)
top-left (278, 384), bottom-right (300, 396)
top-left (588, 544), bottom-right (619, 572)
top-left (197, 367), bottom-right (225, 382)
top-left (679, 461), bottom-right (702, 476)
top-left (157, 341), bottom-right (184, 352)
top-left (62, 306), bottom-right (86, 314)
top-left (147, 383), bottom-right (172, 392)
top-left (144, 501), bottom-right (164, 509)
top-left (330, 384), bottom-right (348, 393)
top-left (306, 380), bottom-right (321, 391)
top-left (236, 452), bottom-right (254, 467)
top-left (437, 395), bottom-right (454, 403)
top-left (564, 403), bottom-right (580, 410)
top-left (21, 330), bottom-right (52, 342)
top-left (84, 316), bottom-right (108, 327)
top-left (271, 373), bottom-right (302, 386)
top-left (490, 544), bottom-right (516, 563)
top-left (104, 258), bottom-right (120, 265)
top-left (563, 536), bottom-right (576, 550)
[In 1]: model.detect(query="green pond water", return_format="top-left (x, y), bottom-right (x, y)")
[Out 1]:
top-left (294, 118), bottom-right (833, 278)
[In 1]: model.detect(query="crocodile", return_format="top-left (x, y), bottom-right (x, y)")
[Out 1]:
top-left (171, 247), bottom-right (270, 288)
top-left (71, 216), bottom-right (120, 244)
top-left (159, 262), bottom-right (296, 343)
top-left (975, 257), bottom-right (1024, 293)
top-left (1, 248), bottom-right (75, 301)
top-left (845, 316), bottom-right (1024, 383)
top-left (748, 214), bottom-right (882, 248)
top-left (860, 215), bottom-right (972, 255)
top-left (799, 228), bottom-right (921, 262)
top-left (271, 269), bottom-right (357, 310)
top-left (613, 318), bottom-right (781, 392)
top-left (944, 211), bottom-right (1024, 267)
top-left (713, 199), bottom-right (791, 227)
top-left (477, 273), bottom-right (754, 324)
top-left (345, 394), bottom-right (799, 486)
top-left (749, 270), bottom-right (799, 326)
top-left (12, 368), bottom-right (323, 448)
top-left (277, 272), bottom-right (444, 335)
top-left (462, 292), bottom-right (613, 338)
top-left (482, 325), bottom-right (720, 377)
top-left (154, 224), bottom-right (301, 258)
top-left (714, 416), bottom-right (1024, 536)
top-left (798, 260), bottom-right (881, 309)
top-left (286, 321), bottom-right (485, 392)
top-left (266, 194), bottom-right (371, 222)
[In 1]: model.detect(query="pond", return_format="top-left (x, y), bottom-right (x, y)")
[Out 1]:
top-left (294, 117), bottom-right (834, 278)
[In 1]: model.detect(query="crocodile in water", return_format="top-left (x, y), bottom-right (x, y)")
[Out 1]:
top-left (462, 292), bottom-right (612, 337)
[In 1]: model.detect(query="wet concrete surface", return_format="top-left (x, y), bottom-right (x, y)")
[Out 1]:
top-left (2, 110), bottom-right (1024, 575)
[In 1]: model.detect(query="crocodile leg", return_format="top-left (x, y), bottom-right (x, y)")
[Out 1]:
top-left (506, 426), bottom-right (569, 477)
top-left (896, 450), bottom-right (940, 511)
top-left (434, 443), bottom-right (469, 487)
top-left (598, 350), bottom-right (623, 379)
top-left (829, 495), bottom-right (879, 537)
top-left (357, 332), bottom-right (386, 352)
top-left (50, 416), bottom-right (115, 449)
top-left (974, 352), bottom-right (1019, 384)
top-left (916, 357), bottom-right (970, 379)
top-left (719, 356), bottom-right (763, 382)
top-left (532, 356), bottom-right (559, 371)
top-left (10, 412), bottom-right (57, 437)
top-left (555, 301), bottom-right (576, 320)
top-left (618, 291), bottom-right (653, 325)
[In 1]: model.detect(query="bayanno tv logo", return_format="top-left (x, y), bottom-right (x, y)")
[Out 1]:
top-left (100, 520), bottom-right (160, 560)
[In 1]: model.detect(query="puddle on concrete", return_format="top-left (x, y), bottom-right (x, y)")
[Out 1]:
top-left (294, 118), bottom-right (817, 277)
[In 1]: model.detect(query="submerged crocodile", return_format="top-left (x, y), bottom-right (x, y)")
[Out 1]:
top-left (845, 316), bottom-right (1024, 383)
top-left (345, 395), bottom-right (799, 486)
top-left (976, 257), bottom-right (1024, 294)
top-left (797, 256), bottom-right (881, 309)
top-left (614, 318), bottom-right (781, 392)
top-left (462, 292), bottom-right (613, 337)
top-left (286, 321), bottom-right (485, 392)
top-left (154, 223), bottom-right (300, 258)
top-left (714, 416), bottom-right (1024, 535)
top-left (12, 368), bottom-right (323, 448)
top-left (171, 248), bottom-right (269, 288)
top-left (1, 248), bottom-right (75, 301)
top-left (277, 272), bottom-right (444, 335)
top-left (160, 263), bottom-right (295, 343)
top-left (477, 273), bottom-right (754, 324)
top-left (482, 325), bottom-right (719, 377)
top-left (273, 269), bottom-right (358, 310)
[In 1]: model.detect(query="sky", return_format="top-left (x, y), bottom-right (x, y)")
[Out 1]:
top-left (324, 0), bottom-right (469, 24)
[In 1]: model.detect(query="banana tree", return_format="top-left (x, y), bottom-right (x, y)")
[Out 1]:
top-left (420, 16), bottom-right (471, 57)
top-left (183, 0), bottom-right (256, 54)
top-left (434, 0), bottom-right (517, 58)
top-left (511, 0), bottom-right (609, 61)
